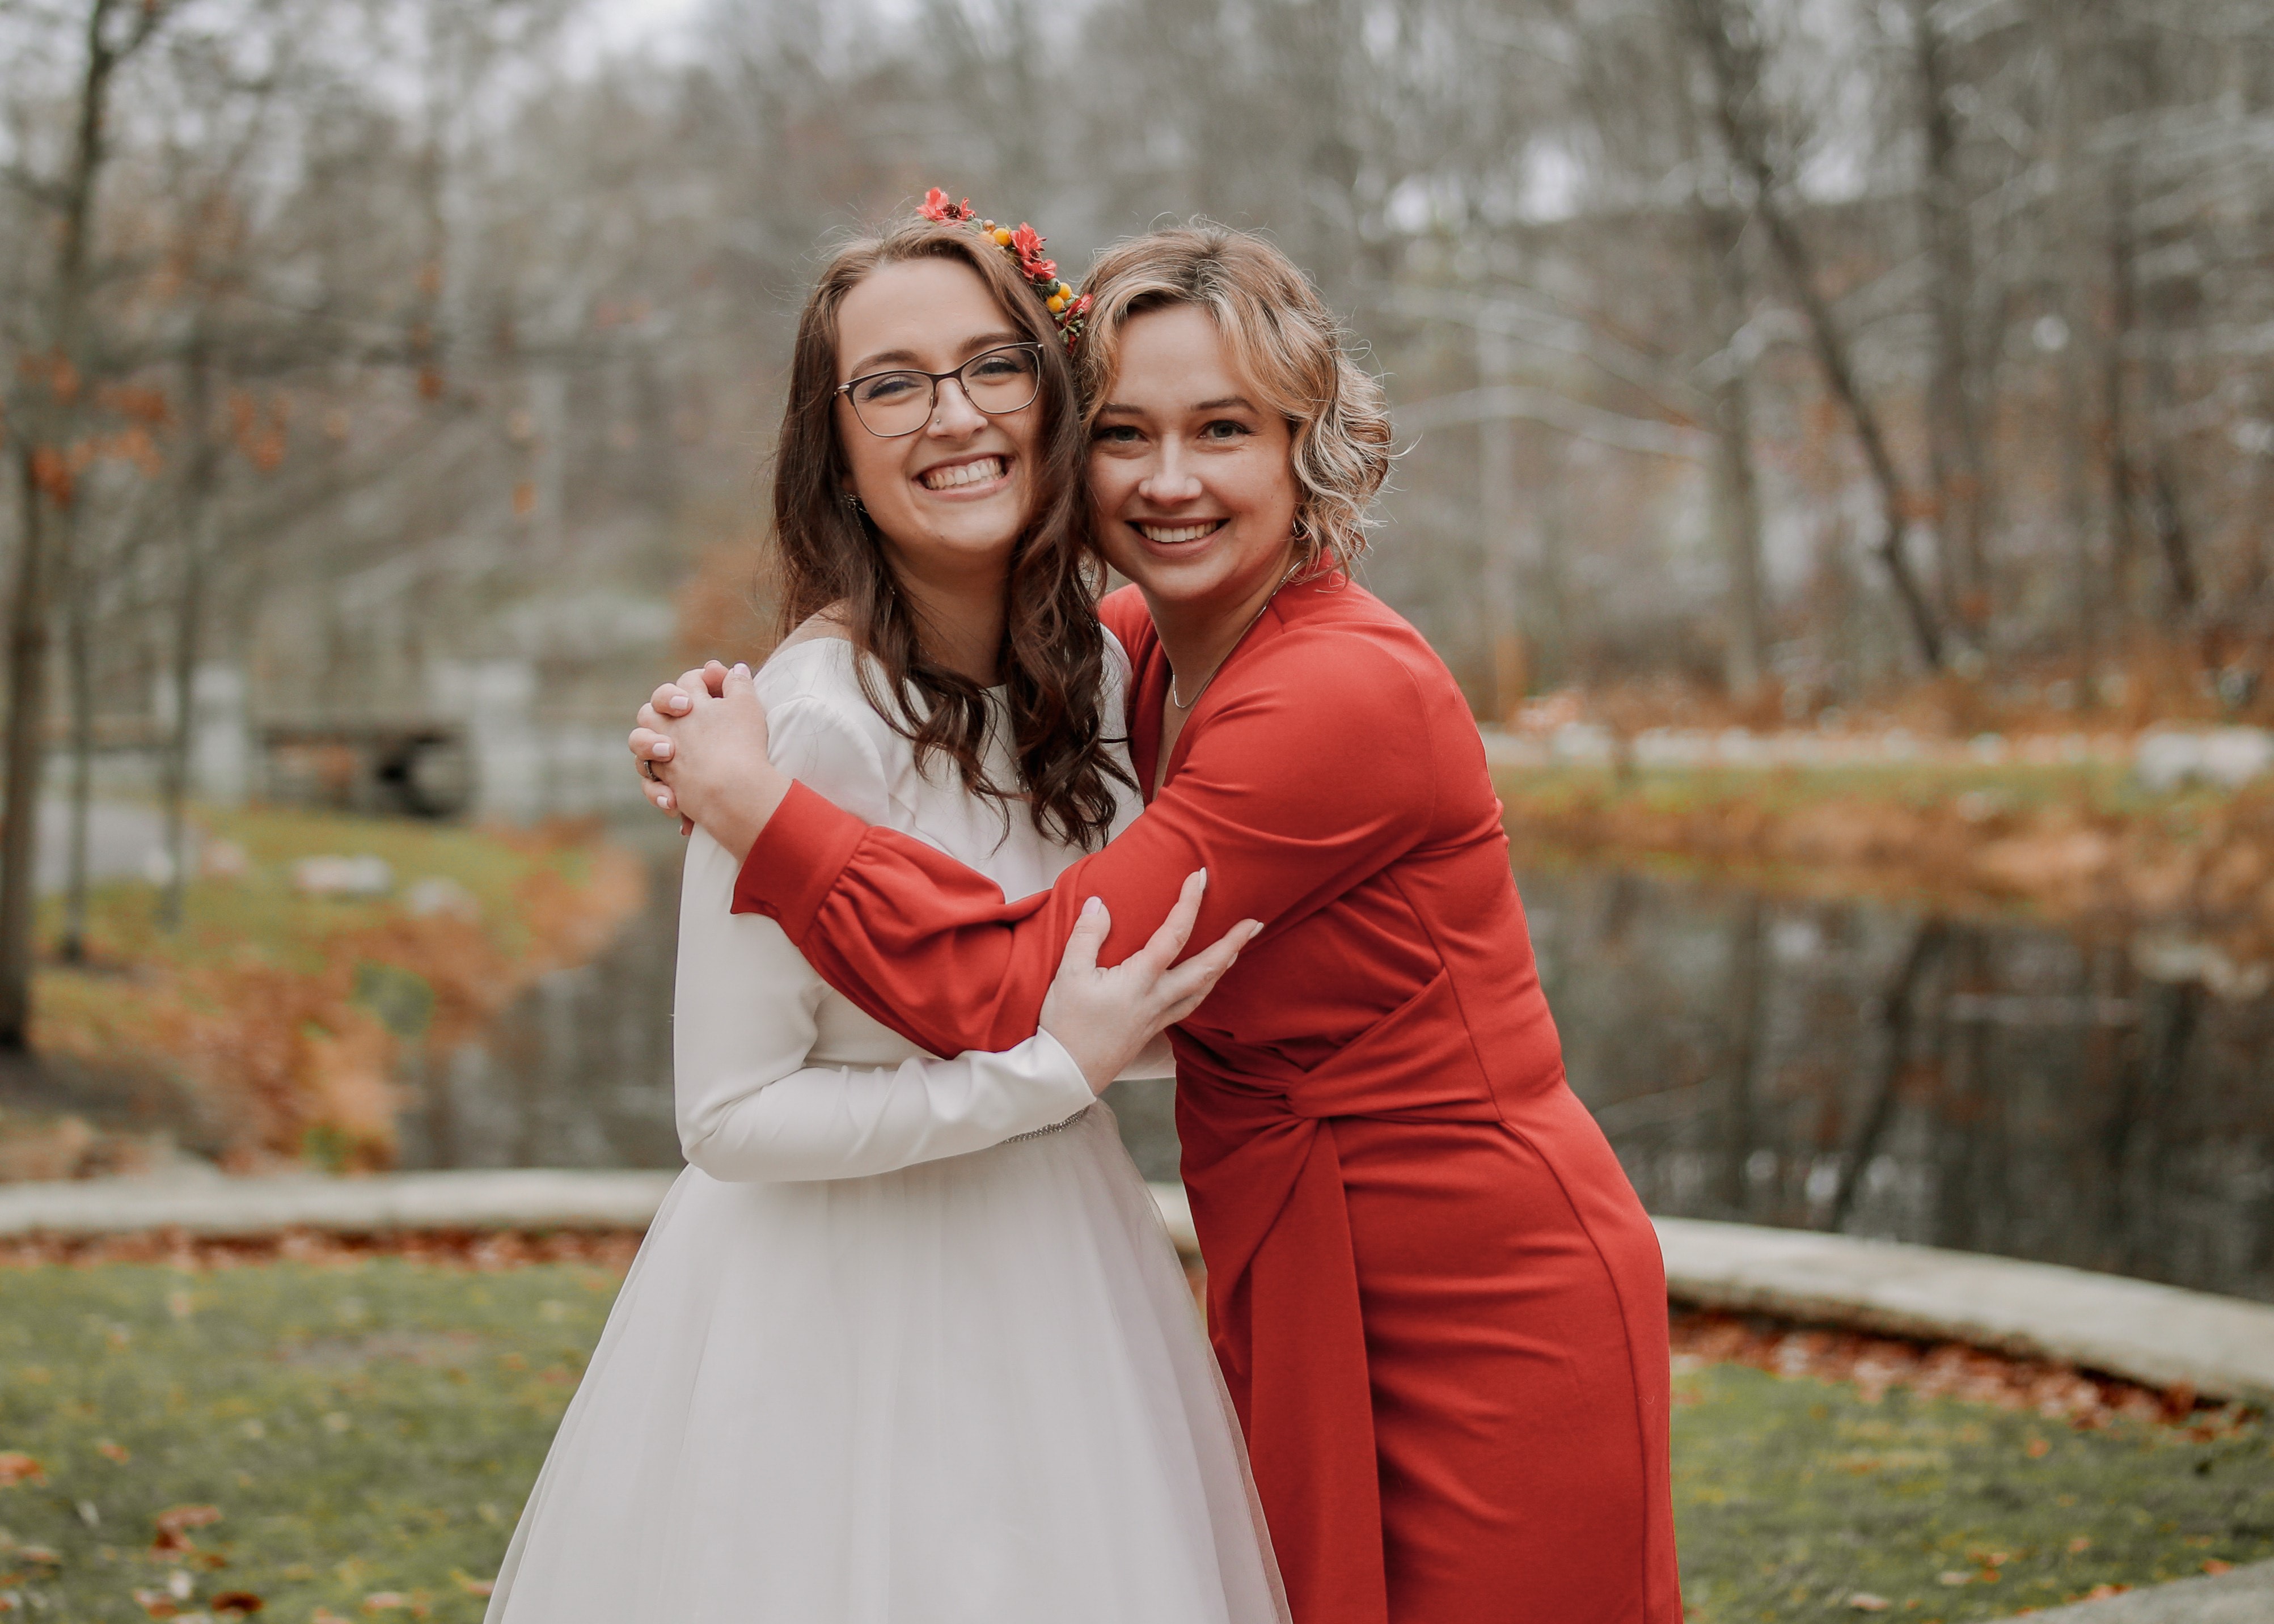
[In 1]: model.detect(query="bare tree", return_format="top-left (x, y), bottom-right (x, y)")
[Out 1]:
top-left (0, 0), bottom-right (173, 1049)
top-left (1671, 0), bottom-right (1945, 672)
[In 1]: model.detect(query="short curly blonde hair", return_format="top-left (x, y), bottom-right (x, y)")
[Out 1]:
top-left (1076, 225), bottom-right (1392, 578)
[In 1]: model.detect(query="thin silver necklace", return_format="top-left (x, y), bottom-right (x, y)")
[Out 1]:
top-left (1166, 565), bottom-right (1300, 712)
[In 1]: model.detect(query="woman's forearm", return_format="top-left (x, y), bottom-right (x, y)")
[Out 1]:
top-left (733, 650), bottom-right (1434, 1056)
top-left (677, 1034), bottom-right (1096, 1182)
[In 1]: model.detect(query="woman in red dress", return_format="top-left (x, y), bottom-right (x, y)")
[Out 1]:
top-left (640, 226), bottom-right (1681, 1624)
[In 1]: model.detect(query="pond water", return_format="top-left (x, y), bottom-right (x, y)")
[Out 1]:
top-left (399, 839), bottom-right (2274, 1305)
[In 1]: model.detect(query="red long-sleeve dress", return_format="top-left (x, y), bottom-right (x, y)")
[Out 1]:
top-left (730, 577), bottom-right (1681, 1624)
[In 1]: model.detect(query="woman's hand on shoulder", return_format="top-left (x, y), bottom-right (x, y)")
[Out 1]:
top-left (630, 661), bottom-right (725, 822)
top-left (628, 662), bottom-right (785, 860)
top-left (1038, 870), bottom-right (1261, 1094)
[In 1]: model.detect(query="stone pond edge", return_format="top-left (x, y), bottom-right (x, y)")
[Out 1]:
top-left (4, 1171), bottom-right (2269, 1405)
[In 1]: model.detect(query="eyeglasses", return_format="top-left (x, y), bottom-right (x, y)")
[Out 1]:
top-left (836, 343), bottom-right (1045, 438)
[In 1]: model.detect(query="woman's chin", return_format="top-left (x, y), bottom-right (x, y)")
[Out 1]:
top-left (1111, 542), bottom-right (1274, 609)
top-left (884, 493), bottom-right (1029, 561)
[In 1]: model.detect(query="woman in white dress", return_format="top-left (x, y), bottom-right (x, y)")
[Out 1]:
top-left (484, 205), bottom-right (1286, 1624)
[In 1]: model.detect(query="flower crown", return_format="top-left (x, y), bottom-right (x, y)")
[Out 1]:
top-left (918, 187), bottom-right (1090, 353)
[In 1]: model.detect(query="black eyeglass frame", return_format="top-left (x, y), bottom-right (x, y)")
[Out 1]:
top-left (834, 342), bottom-right (1048, 439)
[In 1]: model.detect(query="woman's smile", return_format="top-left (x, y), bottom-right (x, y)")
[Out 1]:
top-left (916, 451), bottom-right (1014, 496)
top-left (1130, 518), bottom-right (1228, 547)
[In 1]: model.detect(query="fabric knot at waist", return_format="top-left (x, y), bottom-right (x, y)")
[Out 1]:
top-left (1171, 968), bottom-right (1502, 1624)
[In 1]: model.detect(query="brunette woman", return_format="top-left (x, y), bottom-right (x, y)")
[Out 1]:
top-left (640, 226), bottom-right (1681, 1624)
top-left (493, 211), bottom-right (1285, 1624)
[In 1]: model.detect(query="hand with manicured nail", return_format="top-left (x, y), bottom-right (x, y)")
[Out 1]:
top-left (1037, 869), bottom-right (1262, 1093)
top-left (629, 661), bottom-right (736, 823)
top-left (627, 661), bottom-right (787, 859)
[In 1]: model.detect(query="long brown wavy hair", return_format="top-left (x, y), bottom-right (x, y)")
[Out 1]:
top-left (771, 214), bottom-right (1132, 850)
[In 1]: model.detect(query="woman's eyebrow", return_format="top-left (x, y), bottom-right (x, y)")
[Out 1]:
top-left (1094, 395), bottom-right (1259, 417)
top-left (844, 332), bottom-right (1029, 378)
top-left (845, 348), bottom-right (919, 377)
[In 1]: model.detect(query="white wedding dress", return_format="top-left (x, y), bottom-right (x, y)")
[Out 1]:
top-left (486, 633), bottom-right (1285, 1624)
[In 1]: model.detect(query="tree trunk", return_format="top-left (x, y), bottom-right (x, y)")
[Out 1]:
top-left (158, 540), bottom-right (206, 933)
top-left (159, 355), bottom-right (218, 933)
top-left (2059, 312), bottom-right (2100, 694)
top-left (0, 458), bottom-right (56, 1049)
top-left (1698, 204), bottom-right (1767, 699)
top-left (0, 0), bottom-right (166, 1047)
top-left (2101, 151), bottom-right (2142, 632)
top-left (59, 528), bottom-right (94, 963)
top-left (1909, 0), bottom-right (1991, 638)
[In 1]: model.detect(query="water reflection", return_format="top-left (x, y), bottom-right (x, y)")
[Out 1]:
top-left (1523, 866), bottom-right (2274, 1304)
top-left (395, 849), bottom-right (683, 1174)
top-left (398, 841), bottom-right (2274, 1304)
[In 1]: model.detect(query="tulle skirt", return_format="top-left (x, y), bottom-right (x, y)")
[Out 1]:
top-left (486, 1104), bottom-right (1286, 1624)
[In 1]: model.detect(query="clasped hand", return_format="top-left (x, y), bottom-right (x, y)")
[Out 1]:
top-left (629, 661), bottom-right (783, 860)
top-left (627, 664), bottom-right (1260, 1091)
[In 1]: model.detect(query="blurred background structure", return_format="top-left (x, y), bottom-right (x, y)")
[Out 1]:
top-left (1, 0), bottom-right (2272, 1271)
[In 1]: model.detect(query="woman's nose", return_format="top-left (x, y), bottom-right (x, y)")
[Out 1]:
top-left (927, 377), bottom-right (988, 436)
top-left (1138, 443), bottom-right (1202, 504)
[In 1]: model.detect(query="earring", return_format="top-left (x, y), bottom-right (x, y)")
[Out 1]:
top-left (841, 491), bottom-right (865, 514)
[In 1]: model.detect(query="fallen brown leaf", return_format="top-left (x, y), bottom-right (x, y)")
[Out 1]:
top-left (150, 1504), bottom-right (222, 1555)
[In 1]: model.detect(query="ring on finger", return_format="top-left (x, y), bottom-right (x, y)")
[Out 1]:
top-left (641, 758), bottom-right (661, 783)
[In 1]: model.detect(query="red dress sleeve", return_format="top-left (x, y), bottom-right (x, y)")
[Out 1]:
top-left (732, 631), bottom-right (1437, 1058)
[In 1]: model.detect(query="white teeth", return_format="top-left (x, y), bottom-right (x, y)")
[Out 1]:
top-left (919, 456), bottom-right (1004, 490)
top-left (1138, 522), bottom-right (1221, 544)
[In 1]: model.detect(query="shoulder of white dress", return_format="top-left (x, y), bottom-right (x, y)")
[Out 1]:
top-left (1098, 624), bottom-right (1135, 709)
top-left (755, 644), bottom-right (910, 820)
top-left (755, 634), bottom-right (851, 701)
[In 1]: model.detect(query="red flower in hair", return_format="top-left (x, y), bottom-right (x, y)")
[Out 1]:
top-left (919, 188), bottom-right (973, 223)
top-left (1009, 223), bottom-right (1048, 268)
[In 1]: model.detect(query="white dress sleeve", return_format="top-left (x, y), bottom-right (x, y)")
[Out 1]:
top-left (672, 690), bottom-right (1098, 1183)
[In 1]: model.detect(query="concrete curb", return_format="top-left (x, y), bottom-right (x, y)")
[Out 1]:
top-left (2013, 1559), bottom-right (2274, 1621)
top-left (1655, 1217), bottom-right (2274, 1407)
top-left (6, 1174), bottom-right (2272, 1406)
top-left (0, 1168), bottom-right (679, 1238)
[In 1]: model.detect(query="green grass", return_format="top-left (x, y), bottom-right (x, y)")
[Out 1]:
top-left (1671, 1363), bottom-right (2274, 1621)
top-left (42, 805), bottom-right (602, 979)
top-left (0, 1262), bottom-right (616, 1622)
top-left (1, 1264), bottom-right (2268, 1621)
